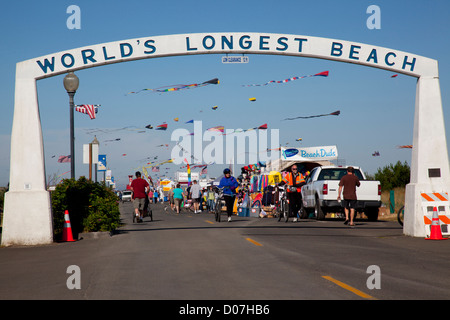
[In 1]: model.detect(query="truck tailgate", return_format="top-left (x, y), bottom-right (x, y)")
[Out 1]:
top-left (324, 181), bottom-right (380, 201)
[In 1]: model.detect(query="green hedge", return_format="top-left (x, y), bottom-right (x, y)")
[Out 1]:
top-left (51, 177), bottom-right (121, 239)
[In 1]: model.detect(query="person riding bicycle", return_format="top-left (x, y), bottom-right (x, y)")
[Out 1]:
top-left (218, 168), bottom-right (239, 222)
top-left (278, 165), bottom-right (306, 221)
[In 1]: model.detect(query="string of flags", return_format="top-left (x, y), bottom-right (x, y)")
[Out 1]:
top-left (242, 71), bottom-right (329, 87)
top-left (126, 78), bottom-right (219, 94)
top-left (283, 110), bottom-right (340, 120)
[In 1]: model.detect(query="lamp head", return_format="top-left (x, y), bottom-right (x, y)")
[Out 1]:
top-left (63, 72), bottom-right (79, 93)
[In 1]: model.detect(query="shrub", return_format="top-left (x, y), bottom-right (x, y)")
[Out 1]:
top-left (374, 161), bottom-right (410, 192)
top-left (51, 177), bottom-right (120, 239)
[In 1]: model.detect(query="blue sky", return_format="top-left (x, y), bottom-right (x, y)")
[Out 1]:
top-left (1, 0), bottom-right (449, 190)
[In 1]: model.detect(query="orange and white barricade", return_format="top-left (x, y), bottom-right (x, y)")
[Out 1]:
top-left (421, 192), bottom-right (450, 237)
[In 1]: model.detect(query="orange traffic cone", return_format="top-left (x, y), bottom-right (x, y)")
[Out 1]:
top-left (426, 207), bottom-right (448, 240)
top-left (62, 210), bottom-right (76, 242)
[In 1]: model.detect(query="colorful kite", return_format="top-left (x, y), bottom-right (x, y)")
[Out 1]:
top-left (174, 118), bottom-right (179, 122)
top-left (156, 123), bottom-right (168, 130)
top-left (397, 145), bottom-right (412, 149)
top-left (283, 110), bottom-right (340, 120)
top-left (207, 126), bottom-right (225, 133)
top-left (243, 71), bottom-right (329, 87)
top-left (57, 155), bottom-right (71, 163)
top-left (212, 106), bottom-right (218, 110)
top-left (185, 119), bottom-right (194, 124)
top-left (372, 151), bottom-right (380, 156)
top-left (249, 97), bottom-right (256, 101)
top-left (184, 158), bottom-right (191, 186)
top-left (75, 104), bottom-right (99, 120)
top-left (145, 125), bottom-right (153, 129)
top-left (126, 78), bottom-right (219, 94)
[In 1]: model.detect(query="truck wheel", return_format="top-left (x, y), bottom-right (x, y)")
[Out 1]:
top-left (315, 197), bottom-right (325, 220)
top-left (299, 204), bottom-right (308, 219)
top-left (366, 208), bottom-right (379, 221)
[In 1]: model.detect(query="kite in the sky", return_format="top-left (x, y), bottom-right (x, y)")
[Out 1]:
top-left (249, 97), bottom-right (256, 101)
top-left (283, 110), bottom-right (340, 120)
top-left (397, 145), bottom-right (412, 149)
top-left (126, 78), bottom-right (219, 94)
top-left (372, 151), bottom-right (380, 156)
top-left (75, 104), bottom-right (99, 120)
top-left (222, 123), bottom-right (267, 135)
top-left (57, 155), bottom-right (71, 163)
top-left (243, 71), bottom-right (329, 87)
top-left (156, 123), bottom-right (168, 130)
top-left (174, 118), bottom-right (179, 122)
top-left (145, 125), bottom-right (153, 129)
top-left (391, 74), bottom-right (398, 78)
top-left (212, 106), bottom-right (218, 110)
top-left (185, 119), bottom-right (194, 124)
top-left (296, 138), bottom-right (302, 141)
top-left (207, 126), bottom-right (224, 133)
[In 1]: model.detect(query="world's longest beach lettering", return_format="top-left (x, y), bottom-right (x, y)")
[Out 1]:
top-left (31, 33), bottom-right (437, 79)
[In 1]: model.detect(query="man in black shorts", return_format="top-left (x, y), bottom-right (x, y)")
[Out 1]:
top-left (337, 166), bottom-right (360, 226)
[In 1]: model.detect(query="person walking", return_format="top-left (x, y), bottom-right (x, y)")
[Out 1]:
top-left (207, 186), bottom-right (215, 212)
top-left (168, 186), bottom-right (175, 210)
top-left (218, 168), bottom-right (239, 222)
top-left (130, 171), bottom-right (149, 222)
top-left (337, 166), bottom-right (361, 226)
top-left (153, 189), bottom-right (159, 204)
top-left (190, 180), bottom-right (202, 213)
top-left (278, 165), bottom-right (306, 221)
top-left (173, 183), bottom-right (184, 214)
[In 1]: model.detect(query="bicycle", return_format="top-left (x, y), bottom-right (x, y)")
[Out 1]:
top-left (398, 205), bottom-right (404, 226)
top-left (215, 187), bottom-right (225, 222)
top-left (275, 186), bottom-right (289, 222)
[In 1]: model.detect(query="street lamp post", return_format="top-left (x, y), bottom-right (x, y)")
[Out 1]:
top-left (63, 72), bottom-right (79, 179)
top-left (91, 136), bottom-right (99, 182)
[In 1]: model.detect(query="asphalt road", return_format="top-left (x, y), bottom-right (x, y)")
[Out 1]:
top-left (1, 201), bottom-right (450, 304)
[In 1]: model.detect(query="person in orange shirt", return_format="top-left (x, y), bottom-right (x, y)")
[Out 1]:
top-left (279, 165), bottom-right (306, 221)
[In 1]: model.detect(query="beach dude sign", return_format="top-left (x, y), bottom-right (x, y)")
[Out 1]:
top-left (281, 146), bottom-right (338, 162)
top-left (29, 32), bottom-right (437, 79)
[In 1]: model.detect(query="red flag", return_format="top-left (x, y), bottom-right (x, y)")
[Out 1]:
top-left (258, 123), bottom-right (268, 130)
top-left (314, 71), bottom-right (329, 77)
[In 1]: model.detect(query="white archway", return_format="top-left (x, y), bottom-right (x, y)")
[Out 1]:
top-left (2, 32), bottom-right (448, 245)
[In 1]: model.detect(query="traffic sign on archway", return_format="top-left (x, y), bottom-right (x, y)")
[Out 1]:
top-left (2, 32), bottom-right (449, 245)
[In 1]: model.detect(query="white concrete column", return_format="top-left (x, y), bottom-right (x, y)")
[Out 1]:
top-left (404, 76), bottom-right (450, 237)
top-left (1, 63), bottom-right (53, 246)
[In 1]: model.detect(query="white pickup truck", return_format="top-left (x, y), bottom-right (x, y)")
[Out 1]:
top-left (301, 166), bottom-right (382, 221)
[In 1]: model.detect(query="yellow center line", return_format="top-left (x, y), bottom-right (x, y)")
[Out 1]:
top-left (322, 276), bottom-right (376, 300)
top-left (246, 238), bottom-right (263, 246)
top-left (204, 220), bottom-right (214, 224)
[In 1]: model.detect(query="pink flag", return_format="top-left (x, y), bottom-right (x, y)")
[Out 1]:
top-left (57, 155), bottom-right (71, 163)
